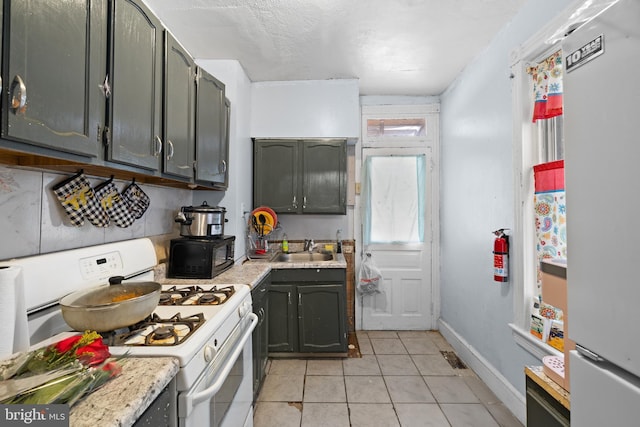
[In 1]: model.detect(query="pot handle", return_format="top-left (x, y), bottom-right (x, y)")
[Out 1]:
top-left (109, 276), bottom-right (125, 285)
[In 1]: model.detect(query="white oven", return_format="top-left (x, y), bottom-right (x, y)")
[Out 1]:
top-left (179, 310), bottom-right (256, 427)
top-left (0, 238), bottom-right (255, 427)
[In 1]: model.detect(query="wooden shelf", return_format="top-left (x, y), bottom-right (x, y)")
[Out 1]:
top-left (0, 146), bottom-right (222, 191)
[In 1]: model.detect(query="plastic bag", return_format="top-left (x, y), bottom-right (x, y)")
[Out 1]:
top-left (357, 253), bottom-right (382, 295)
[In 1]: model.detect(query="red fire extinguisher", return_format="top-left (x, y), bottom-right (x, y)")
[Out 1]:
top-left (493, 229), bottom-right (509, 282)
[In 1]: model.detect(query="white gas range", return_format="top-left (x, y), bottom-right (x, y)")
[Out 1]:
top-left (0, 238), bottom-right (255, 427)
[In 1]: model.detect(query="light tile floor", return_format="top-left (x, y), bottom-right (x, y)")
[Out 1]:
top-left (254, 330), bottom-right (523, 427)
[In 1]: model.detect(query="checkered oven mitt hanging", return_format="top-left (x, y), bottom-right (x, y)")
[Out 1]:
top-left (52, 172), bottom-right (109, 227)
top-left (122, 181), bottom-right (150, 219)
top-left (94, 179), bottom-right (136, 228)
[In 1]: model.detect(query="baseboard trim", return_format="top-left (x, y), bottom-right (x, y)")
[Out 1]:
top-left (438, 319), bottom-right (526, 424)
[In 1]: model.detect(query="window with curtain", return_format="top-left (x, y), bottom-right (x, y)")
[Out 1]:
top-left (527, 49), bottom-right (566, 347)
top-left (362, 154), bottom-right (426, 245)
top-left (528, 50), bottom-right (563, 123)
top-left (533, 160), bottom-right (566, 292)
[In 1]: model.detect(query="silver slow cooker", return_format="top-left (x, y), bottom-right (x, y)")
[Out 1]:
top-left (175, 202), bottom-right (227, 238)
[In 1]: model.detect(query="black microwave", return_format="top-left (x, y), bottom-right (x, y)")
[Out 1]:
top-left (168, 235), bottom-right (235, 279)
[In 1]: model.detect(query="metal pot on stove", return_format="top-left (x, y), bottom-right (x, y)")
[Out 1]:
top-left (175, 201), bottom-right (227, 238)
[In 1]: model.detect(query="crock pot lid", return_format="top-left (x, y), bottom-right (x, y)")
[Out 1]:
top-left (183, 201), bottom-right (226, 213)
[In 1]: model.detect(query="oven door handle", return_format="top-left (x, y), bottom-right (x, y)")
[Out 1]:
top-left (188, 312), bottom-right (257, 407)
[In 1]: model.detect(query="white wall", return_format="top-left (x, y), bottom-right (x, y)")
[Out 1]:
top-left (251, 79), bottom-right (360, 140)
top-left (439, 0), bottom-right (572, 418)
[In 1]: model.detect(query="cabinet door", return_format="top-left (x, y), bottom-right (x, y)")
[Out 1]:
top-left (163, 32), bottom-right (194, 179)
top-left (298, 284), bottom-right (347, 352)
top-left (267, 284), bottom-right (296, 353)
top-left (108, 0), bottom-right (163, 170)
top-left (217, 98), bottom-right (230, 189)
top-left (251, 276), bottom-right (269, 400)
top-left (5, 0), bottom-right (106, 157)
top-left (194, 68), bottom-right (226, 185)
top-left (254, 140), bottom-right (299, 212)
top-left (302, 140), bottom-right (347, 214)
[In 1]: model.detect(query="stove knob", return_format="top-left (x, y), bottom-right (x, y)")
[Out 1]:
top-left (204, 344), bottom-right (216, 362)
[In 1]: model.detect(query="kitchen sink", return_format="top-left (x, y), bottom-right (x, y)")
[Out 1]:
top-left (272, 252), bottom-right (335, 262)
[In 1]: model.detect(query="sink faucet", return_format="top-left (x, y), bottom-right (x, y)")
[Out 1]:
top-left (304, 239), bottom-right (315, 252)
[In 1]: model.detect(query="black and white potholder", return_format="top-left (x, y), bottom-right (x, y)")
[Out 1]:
top-left (52, 172), bottom-right (109, 227)
top-left (122, 181), bottom-right (150, 219)
top-left (94, 180), bottom-right (136, 228)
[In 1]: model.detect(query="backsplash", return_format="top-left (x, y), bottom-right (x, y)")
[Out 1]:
top-left (0, 165), bottom-right (192, 260)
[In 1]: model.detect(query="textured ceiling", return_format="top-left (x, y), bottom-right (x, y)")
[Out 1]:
top-left (143, 0), bottom-right (526, 96)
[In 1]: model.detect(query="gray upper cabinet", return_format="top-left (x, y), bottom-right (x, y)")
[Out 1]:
top-left (163, 32), bottom-right (195, 179)
top-left (302, 140), bottom-right (347, 214)
top-left (107, 0), bottom-right (163, 171)
top-left (254, 140), bottom-right (299, 212)
top-left (0, 0), bottom-right (229, 190)
top-left (254, 139), bottom-right (347, 214)
top-left (3, 0), bottom-right (107, 157)
top-left (194, 68), bottom-right (227, 188)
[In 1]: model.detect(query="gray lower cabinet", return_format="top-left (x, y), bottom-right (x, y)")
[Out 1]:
top-left (163, 32), bottom-right (195, 179)
top-left (194, 68), bottom-right (228, 188)
top-left (268, 269), bottom-right (347, 354)
top-left (251, 274), bottom-right (270, 401)
top-left (4, 0), bottom-right (107, 157)
top-left (253, 139), bottom-right (347, 214)
top-left (107, 0), bottom-right (163, 171)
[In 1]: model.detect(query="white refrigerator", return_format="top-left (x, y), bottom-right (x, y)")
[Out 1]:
top-left (564, 0), bottom-right (640, 425)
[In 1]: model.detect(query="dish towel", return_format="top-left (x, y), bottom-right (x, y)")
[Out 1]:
top-left (52, 172), bottom-right (109, 227)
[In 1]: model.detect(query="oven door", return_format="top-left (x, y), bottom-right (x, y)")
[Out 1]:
top-left (178, 312), bottom-right (257, 427)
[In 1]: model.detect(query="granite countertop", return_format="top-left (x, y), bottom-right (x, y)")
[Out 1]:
top-left (70, 357), bottom-right (179, 427)
top-left (154, 252), bottom-right (346, 289)
top-left (250, 251), bottom-right (347, 269)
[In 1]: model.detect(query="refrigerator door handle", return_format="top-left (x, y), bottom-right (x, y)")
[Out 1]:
top-left (576, 344), bottom-right (605, 362)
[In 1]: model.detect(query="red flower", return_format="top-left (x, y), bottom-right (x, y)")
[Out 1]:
top-left (75, 339), bottom-right (111, 366)
top-left (102, 361), bottom-right (123, 378)
top-left (53, 335), bottom-right (83, 354)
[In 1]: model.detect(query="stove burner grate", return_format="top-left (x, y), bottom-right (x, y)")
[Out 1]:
top-left (159, 285), bottom-right (235, 306)
top-left (103, 312), bottom-right (205, 346)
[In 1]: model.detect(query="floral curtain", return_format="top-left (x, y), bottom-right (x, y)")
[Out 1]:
top-left (528, 50), bottom-right (563, 122)
top-left (533, 160), bottom-right (566, 292)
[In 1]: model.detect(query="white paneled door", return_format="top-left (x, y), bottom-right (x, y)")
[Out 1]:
top-left (360, 147), bottom-right (434, 330)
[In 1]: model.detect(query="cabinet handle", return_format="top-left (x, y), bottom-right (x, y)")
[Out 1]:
top-left (221, 159), bottom-right (227, 174)
top-left (303, 196), bottom-right (307, 209)
top-left (288, 292), bottom-right (291, 305)
top-left (298, 293), bottom-right (301, 306)
top-left (10, 75), bottom-right (27, 114)
top-left (153, 135), bottom-right (163, 156)
top-left (292, 196), bottom-right (298, 209)
top-left (100, 74), bottom-right (111, 98)
top-left (166, 140), bottom-right (175, 159)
